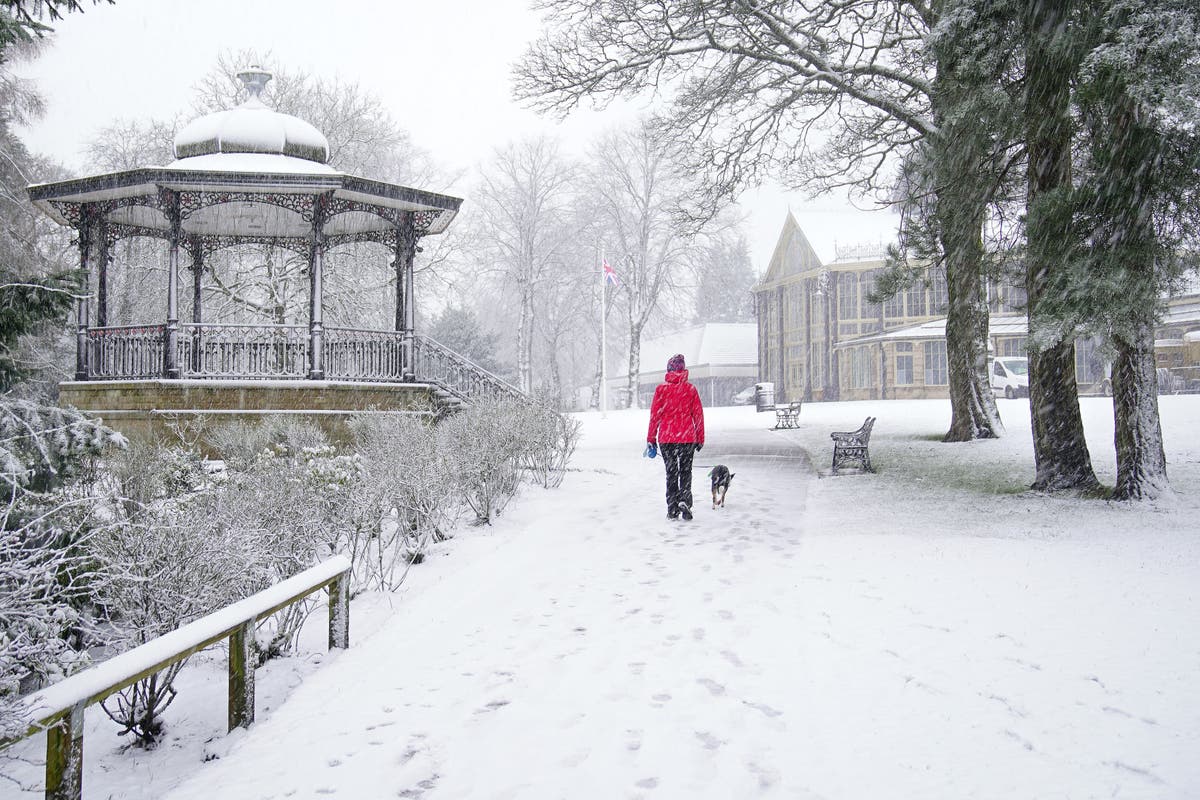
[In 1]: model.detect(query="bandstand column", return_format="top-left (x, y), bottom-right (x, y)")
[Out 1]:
top-left (189, 237), bottom-right (204, 375)
top-left (309, 195), bottom-right (329, 380)
top-left (96, 220), bottom-right (109, 328)
top-left (73, 209), bottom-right (93, 381)
top-left (163, 190), bottom-right (181, 379)
top-left (395, 214), bottom-right (418, 381)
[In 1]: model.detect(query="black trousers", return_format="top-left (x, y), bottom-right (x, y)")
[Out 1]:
top-left (660, 442), bottom-right (696, 513)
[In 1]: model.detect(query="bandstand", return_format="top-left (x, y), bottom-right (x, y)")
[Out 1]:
top-left (29, 68), bottom-right (520, 441)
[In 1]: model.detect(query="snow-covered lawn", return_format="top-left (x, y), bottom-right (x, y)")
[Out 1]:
top-left (4, 397), bottom-right (1198, 799)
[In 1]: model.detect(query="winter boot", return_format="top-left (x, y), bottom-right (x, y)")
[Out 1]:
top-left (679, 503), bottom-right (693, 521)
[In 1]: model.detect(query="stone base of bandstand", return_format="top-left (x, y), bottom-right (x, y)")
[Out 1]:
top-left (58, 379), bottom-right (442, 455)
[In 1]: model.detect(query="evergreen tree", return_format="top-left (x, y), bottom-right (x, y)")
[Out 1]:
top-left (0, 1), bottom-right (111, 50)
top-left (1048, 0), bottom-right (1200, 499)
top-left (428, 305), bottom-right (505, 376)
top-left (1023, 0), bottom-right (1102, 494)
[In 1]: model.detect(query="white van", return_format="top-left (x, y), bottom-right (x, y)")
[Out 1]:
top-left (991, 356), bottom-right (1029, 399)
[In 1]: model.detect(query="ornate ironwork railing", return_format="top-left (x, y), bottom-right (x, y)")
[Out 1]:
top-left (77, 325), bottom-right (533, 409)
top-left (179, 323), bottom-right (309, 379)
top-left (323, 327), bottom-right (405, 382)
top-left (413, 333), bottom-right (527, 404)
top-left (87, 325), bottom-right (166, 380)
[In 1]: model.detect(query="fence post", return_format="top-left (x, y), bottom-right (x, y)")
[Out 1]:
top-left (228, 619), bottom-right (256, 731)
top-left (45, 701), bottom-right (85, 800)
top-left (328, 574), bottom-right (349, 650)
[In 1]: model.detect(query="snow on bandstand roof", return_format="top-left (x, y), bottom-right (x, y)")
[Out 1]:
top-left (170, 66), bottom-right (335, 175)
top-left (27, 67), bottom-right (462, 239)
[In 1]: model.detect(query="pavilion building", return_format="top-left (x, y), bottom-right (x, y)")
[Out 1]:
top-left (754, 212), bottom-right (1200, 403)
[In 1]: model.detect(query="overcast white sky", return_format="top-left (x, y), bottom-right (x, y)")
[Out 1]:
top-left (15, 0), bottom-right (900, 271)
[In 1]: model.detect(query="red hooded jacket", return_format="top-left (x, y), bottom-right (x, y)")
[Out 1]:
top-left (647, 369), bottom-right (705, 445)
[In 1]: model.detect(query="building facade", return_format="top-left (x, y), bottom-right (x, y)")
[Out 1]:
top-left (751, 213), bottom-right (1136, 403)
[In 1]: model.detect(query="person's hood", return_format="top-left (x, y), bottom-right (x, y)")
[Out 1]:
top-left (665, 369), bottom-right (690, 384)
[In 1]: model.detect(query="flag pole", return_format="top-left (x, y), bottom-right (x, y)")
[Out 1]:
top-left (600, 244), bottom-right (607, 419)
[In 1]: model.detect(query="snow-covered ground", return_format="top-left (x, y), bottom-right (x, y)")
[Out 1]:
top-left (4, 397), bottom-right (1198, 799)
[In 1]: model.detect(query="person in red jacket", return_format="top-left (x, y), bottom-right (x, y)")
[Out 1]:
top-left (646, 353), bottom-right (705, 520)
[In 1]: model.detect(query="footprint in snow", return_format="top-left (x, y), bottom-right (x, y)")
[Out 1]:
top-left (742, 700), bottom-right (783, 718)
top-left (748, 761), bottom-right (781, 788)
top-left (474, 699), bottom-right (510, 714)
top-left (695, 731), bottom-right (724, 750)
top-left (397, 775), bottom-right (441, 799)
top-left (697, 678), bottom-right (726, 696)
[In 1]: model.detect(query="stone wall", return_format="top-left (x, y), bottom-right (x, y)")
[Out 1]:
top-left (58, 379), bottom-right (442, 453)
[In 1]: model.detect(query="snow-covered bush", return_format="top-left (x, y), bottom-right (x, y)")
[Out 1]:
top-left (205, 416), bottom-right (329, 471)
top-left (0, 400), bottom-right (124, 741)
top-left (512, 404), bottom-right (580, 489)
top-left (0, 513), bottom-right (95, 741)
top-left (438, 398), bottom-right (527, 525)
top-left (95, 444), bottom-right (264, 745)
top-left (209, 426), bottom-right (354, 661)
top-left (347, 414), bottom-right (461, 589)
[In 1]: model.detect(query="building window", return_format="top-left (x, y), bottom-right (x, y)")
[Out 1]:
top-left (905, 281), bottom-right (927, 317)
top-left (884, 289), bottom-right (904, 319)
top-left (924, 340), bottom-right (948, 385)
top-left (838, 271), bottom-right (859, 319)
top-left (1000, 337), bottom-right (1027, 357)
top-left (850, 347), bottom-right (874, 389)
top-left (1075, 336), bottom-right (1104, 384)
top-left (861, 270), bottom-right (881, 318)
top-left (895, 342), bottom-right (914, 385)
top-left (930, 271), bottom-right (949, 314)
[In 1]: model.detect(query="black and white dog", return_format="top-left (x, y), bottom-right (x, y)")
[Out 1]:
top-left (709, 465), bottom-right (735, 509)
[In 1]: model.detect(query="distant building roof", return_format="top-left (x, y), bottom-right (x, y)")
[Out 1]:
top-left (636, 323), bottom-right (758, 381)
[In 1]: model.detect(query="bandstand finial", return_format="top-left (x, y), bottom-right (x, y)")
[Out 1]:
top-left (237, 66), bottom-right (273, 102)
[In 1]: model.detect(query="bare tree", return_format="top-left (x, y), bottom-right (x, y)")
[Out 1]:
top-left (515, 0), bottom-right (1010, 439)
top-left (585, 123), bottom-right (696, 409)
top-left (475, 136), bottom-right (575, 394)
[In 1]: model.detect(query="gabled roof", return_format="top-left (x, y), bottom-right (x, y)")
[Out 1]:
top-left (759, 210), bottom-right (823, 287)
top-left (639, 323), bottom-right (758, 375)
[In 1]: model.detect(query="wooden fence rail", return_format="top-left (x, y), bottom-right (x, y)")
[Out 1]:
top-left (0, 555), bottom-right (353, 800)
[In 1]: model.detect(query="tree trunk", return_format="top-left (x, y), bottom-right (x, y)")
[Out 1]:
top-left (1111, 323), bottom-right (1167, 499)
top-left (930, 16), bottom-right (1003, 443)
top-left (517, 285), bottom-right (534, 395)
top-left (1023, 0), bottom-right (1099, 493)
top-left (1105, 95), bottom-right (1169, 500)
top-left (938, 194), bottom-right (1003, 442)
top-left (547, 333), bottom-right (563, 410)
top-left (626, 321), bottom-right (642, 410)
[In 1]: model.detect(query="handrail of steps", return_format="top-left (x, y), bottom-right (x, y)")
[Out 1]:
top-left (413, 333), bottom-right (535, 409)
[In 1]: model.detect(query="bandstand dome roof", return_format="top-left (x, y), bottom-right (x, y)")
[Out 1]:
top-left (26, 67), bottom-right (462, 241)
top-left (171, 67), bottom-right (335, 173)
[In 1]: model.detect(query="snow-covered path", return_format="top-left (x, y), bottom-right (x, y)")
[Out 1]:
top-left (164, 419), bottom-right (821, 798)
top-left (155, 403), bottom-right (1198, 800)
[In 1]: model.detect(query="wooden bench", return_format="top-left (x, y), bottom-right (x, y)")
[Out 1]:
top-left (772, 401), bottom-right (803, 429)
top-left (831, 416), bottom-right (876, 473)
